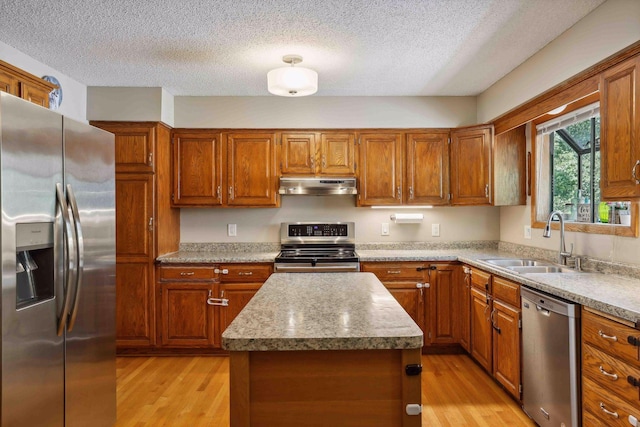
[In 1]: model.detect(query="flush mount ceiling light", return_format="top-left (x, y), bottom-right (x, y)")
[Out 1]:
top-left (267, 55), bottom-right (318, 97)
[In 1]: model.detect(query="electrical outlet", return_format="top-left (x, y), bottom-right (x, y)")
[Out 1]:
top-left (228, 223), bottom-right (237, 237)
top-left (431, 224), bottom-right (440, 237)
top-left (524, 225), bottom-right (532, 239)
top-left (381, 222), bottom-right (390, 236)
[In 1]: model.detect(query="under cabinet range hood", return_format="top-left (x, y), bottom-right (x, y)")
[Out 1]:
top-left (278, 177), bottom-right (357, 195)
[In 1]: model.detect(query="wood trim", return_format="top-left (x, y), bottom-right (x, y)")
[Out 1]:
top-left (229, 351), bottom-right (250, 427)
top-left (494, 40), bottom-right (640, 135)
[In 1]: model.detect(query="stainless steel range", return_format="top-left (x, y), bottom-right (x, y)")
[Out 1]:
top-left (274, 222), bottom-right (359, 272)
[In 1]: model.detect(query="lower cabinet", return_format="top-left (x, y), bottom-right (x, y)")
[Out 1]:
top-left (155, 263), bottom-right (272, 352)
top-left (116, 261), bottom-right (155, 348)
top-left (470, 286), bottom-right (493, 372)
top-left (458, 266), bottom-right (472, 352)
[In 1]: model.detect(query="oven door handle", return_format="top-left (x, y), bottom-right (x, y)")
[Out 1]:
top-left (274, 264), bottom-right (360, 273)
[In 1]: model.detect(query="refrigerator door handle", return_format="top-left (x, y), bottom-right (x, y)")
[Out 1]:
top-left (66, 184), bottom-right (84, 332)
top-left (56, 183), bottom-right (77, 336)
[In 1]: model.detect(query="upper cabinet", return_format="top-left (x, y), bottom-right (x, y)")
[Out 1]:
top-left (357, 132), bottom-right (404, 206)
top-left (406, 131), bottom-right (450, 206)
top-left (95, 122), bottom-right (156, 173)
top-left (600, 55), bottom-right (640, 200)
top-left (450, 126), bottom-right (492, 206)
top-left (0, 60), bottom-right (56, 109)
top-left (280, 131), bottom-right (356, 176)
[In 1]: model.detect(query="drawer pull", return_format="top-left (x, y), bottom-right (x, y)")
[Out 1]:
top-left (598, 330), bottom-right (618, 341)
top-left (238, 271), bottom-right (253, 276)
top-left (180, 272), bottom-right (195, 276)
top-left (599, 402), bottom-right (619, 419)
top-left (628, 335), bottom-right (640, 347)
top-left (599, 366), bottom-right (619, 380)
top-left (214, 268), bottom-right (229, 274)
top-left (628, 375), bottom-right (640, 388)
top-left (387, 270), bottom-right (402, 274)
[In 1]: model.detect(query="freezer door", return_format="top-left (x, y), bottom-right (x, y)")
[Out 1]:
top-left (63, 117), bottom-right (116, 427)
top-left (1, 92), bottom-right (65, 426)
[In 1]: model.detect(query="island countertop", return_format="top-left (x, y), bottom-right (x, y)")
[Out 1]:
top-left (221, 272), bottom-right (424, 352)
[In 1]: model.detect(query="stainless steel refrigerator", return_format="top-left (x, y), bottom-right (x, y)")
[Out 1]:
top-left (0, 92), bottom-right (116, 426)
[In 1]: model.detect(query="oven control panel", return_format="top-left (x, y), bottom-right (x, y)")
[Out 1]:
top-left (288, 224), bottom-right (348, 237)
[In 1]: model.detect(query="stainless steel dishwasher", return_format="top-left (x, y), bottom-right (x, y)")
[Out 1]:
top-left (521, 287), bottom-right (581, 427)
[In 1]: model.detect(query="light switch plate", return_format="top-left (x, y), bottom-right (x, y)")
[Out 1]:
top-left (524, 225), bottom-right (532, 239)
top-left (431, 224), bottom-right (440, 237)
top-left (228, 223), bottom-right (237, 237)
top-left (381, 223), bottom-right (390, 236)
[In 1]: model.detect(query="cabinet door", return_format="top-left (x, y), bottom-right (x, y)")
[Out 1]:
top-left (492, 300), bottom-right (521, 400)
top-left (281, 132), bottom-right (316, 175)
top-left (226, 132), bottom-right (279, 207)
top-left (357, 132), bottom-right (403, 206)
top-left (450, 126), bottom-right (492, 205)
top-left (406, 132), bottom-right (450, 205)
top-left (385, 282), bottom-right (426, 334)
top-left (159, 283), bottom-right (217, 348)
top-left (457, 266), bottom-right (472, 352)
top-left (427, 264), bottom-right (457, 345)
top-left (93, 123), bottom-right (155, 173)
top-left (219, 283), bottom-right (262, 335)
top-left (116, 173), bottom-right (154, 262)
top-left (0, 69), bottom-right (19, 95)
top-left (470, 286), bottom-right (492, 372)
top-left (116, 262), bottom-right (154, 348)
top-left (600, 55), bottom-right (640, 199)
top-left (20, 82), bottom-right (50, 108)
top-left (320, 132), bottom-right (356, 176)
top-left (172, 131), bottom-right (223, 206)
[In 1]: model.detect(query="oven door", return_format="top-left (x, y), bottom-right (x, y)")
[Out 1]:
top-left (274, 262), bottom-right (360, 273)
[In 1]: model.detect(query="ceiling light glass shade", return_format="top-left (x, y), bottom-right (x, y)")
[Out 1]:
top-left (267, 65), bottom-right (318, 97)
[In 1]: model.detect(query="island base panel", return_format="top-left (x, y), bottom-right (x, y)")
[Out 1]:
top-left (229, 348), bottom-right (422, 427)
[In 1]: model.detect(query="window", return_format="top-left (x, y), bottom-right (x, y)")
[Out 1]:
top-left (532, 94), bottom-right (635, 235)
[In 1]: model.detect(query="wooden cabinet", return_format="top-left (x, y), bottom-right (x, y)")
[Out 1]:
top-left (280, 132), bottom-right (356, 176)
top-left (427, 263), bottom-right (458, 345)
top-left (226, 132), bottom-right (279, 207)
top-left (357, 132), bottom-right (404, 206)
top-left (450, 126), bottom-right (492, 205)
top-left (157, 266), bottom-right (219, 348)
top-left (467, 267), bottom-right (522, 400)
top-left (0, 60), bottom-right (56, 108)
top-left (581, 308), bottom-right (640, 425)
top-left (406, 132), bottom-right (450, 205)
top-left (457, 266), bottom-right (472, 352)
top-left (600, 55), bottom-right (640, 200)
top-left (91, 121), bottom-right (180, 352)
top-left (172, 130), bottom-right (223, 206)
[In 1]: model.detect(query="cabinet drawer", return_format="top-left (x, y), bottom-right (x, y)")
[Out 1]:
top-left (159, 266), bottom-right (218, 282)
top-left (583, 375), bottom-right (640, 427)
top-left (219, 264), bottom-right (272, 283)
top-left (361, 262), bottom-right (425, 281)
top-left (469, 268), bottom-right (491, 292)
top-left (583, 343), bottom-right (640, 404)
top-left (583, 310), bottom-right (640, 366)
top-left (492, 276), bottom-right (519, 307)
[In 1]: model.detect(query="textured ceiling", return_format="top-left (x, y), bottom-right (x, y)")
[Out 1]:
top-left (0, 0), bottom-right (605, 96)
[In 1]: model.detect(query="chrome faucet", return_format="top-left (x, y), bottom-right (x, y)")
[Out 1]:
top-left (543, 210), bottom-right (573, 265)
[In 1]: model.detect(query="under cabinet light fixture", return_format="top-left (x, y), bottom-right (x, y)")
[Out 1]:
top-left (371, 205), bottom-right (433, 209)
top-left (267, 55), bottom-right (318, 97)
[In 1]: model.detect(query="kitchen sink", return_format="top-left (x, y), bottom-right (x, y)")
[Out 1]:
top-left (483, 258), bottom-right (554, 267)
top-left (507, 265), bottom-right (577, 274)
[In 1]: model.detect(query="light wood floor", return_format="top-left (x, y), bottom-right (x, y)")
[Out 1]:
top-left (116, 354), bottom-right (536, 426)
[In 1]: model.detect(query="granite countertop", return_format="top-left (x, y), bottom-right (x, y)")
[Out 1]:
top-left (221, 272), bottom-right (424, 352)
top-left (157, 250), bottom-right (279, 264)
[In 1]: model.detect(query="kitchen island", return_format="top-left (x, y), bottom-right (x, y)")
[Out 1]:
top-left (222, 272), bottom-right (423, 427)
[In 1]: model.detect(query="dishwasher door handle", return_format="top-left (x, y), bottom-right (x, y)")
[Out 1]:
top-left (535, 305), bottom-right (551, 316)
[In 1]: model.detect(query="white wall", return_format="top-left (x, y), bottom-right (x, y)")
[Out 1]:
top-left (87, 87), bottom-right (168, 123)
top-left (181, 196), bottom-right (499, 243)
top-left (175, 96), bottom-right (477, 128)
top-left (0, 41), bottom-right (87, 122)
top-left (477, 0), bottom-right (640, 123)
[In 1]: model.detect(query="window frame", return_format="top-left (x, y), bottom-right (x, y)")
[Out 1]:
top-left (530, 92), bottom-right (639, 237)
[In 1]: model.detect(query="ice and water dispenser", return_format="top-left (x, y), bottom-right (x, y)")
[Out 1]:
top-left (15, 223), bottom-right (54, 309)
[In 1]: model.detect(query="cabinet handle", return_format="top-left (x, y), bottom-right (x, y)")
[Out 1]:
top-left (322, 154), bottom-right (326, 169)
top-left (387, 270), bottom-right (402, 274)
top-left (238, 271), bottom-right (253, 276)
top-left (416, 282), bottom-right (430, 289)
top-left (310, 156), bottom-right (315, 170)
top-left (148, 217), bottom-right (153, 232)
top-left (409, 186), bottom-right (414, 200)
top-left (598, 403), bottom-right (619, 419)
top-left (628, 375), bottom-right (640, 388)
top-left (180, 272), bottom-right (195, 276)
top-left (228, 186), bottom-right (234, 200)
top-left (148, 152), bottom-right (153, 167)
top-left (599, 366), bottom-right (619, 380)
top-left (397, 186), bottom-right (401, 200)
top-left (484, 184), bottom-right (489, 198)
top-left (598, 330), bottom-right (618, 341)
top-left (217, 185), bottom-right (221, 201)
top-left (628, 335), bottom-right (640, 347)
top-left (220, 290), bottom-right (225, 298)
top-left (632, 159), bottom-right (640, 184)
top-left (214, 268), bottom-right (229, 274)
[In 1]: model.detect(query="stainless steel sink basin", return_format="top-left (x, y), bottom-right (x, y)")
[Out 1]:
top-left (483, 258), bottom-right (553, 267)
top-left (507, 265), bottom-right (577, 274)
